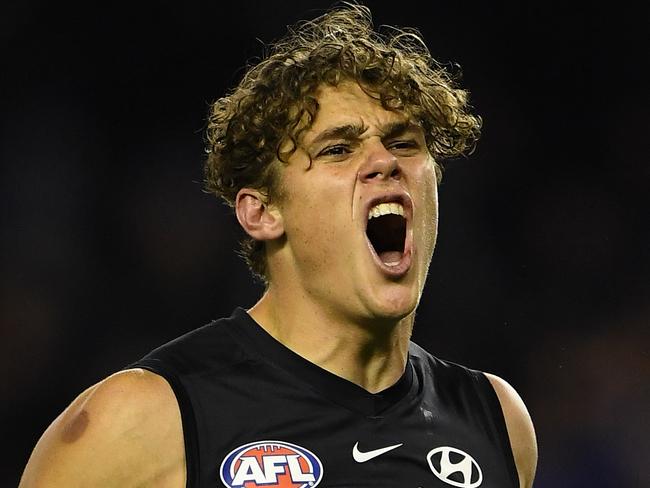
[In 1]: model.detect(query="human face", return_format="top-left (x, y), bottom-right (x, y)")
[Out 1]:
top-left (274, 82), bottom-right (439, 324)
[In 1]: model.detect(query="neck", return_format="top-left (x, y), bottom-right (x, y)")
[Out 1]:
top-left (248, 286), bottom-right (414, 393)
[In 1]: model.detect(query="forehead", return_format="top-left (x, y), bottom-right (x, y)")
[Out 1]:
top-left (303, 82), bottom-right (410, 143)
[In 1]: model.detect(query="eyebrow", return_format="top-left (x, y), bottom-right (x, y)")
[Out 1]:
top-left (308, 120), bottom-right (421, 147)
top-left (379, 120), bottom-right (421, 140)
top-left (309, 122), bottom-right (368, 147)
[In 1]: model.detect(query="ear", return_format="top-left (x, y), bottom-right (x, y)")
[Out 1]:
top-left (235, 188), bottom-right (284, 241)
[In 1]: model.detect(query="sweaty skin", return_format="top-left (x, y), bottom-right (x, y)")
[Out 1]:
top-left (60, 409), bottom-right (89, 444)
top-left (19, 82), bottom-right (536, 488)
top-left (244, 82), bottom-right (439, 393)
top-left (19, 369), bottom-right (185, 488)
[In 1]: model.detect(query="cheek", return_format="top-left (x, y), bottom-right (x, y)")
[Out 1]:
top-left (412, 163), bottom-right (439, 255)
top-left (281, 179), bottom-right (344, 249)
top-left (413, 162), bottom-right (439, 212)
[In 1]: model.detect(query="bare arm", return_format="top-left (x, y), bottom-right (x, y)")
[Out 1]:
top-left (485, 373), bottom-right (538, 488)
top-left (19, 369), bottom-right (185, 488)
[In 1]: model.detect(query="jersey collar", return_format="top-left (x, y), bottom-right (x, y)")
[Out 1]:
top-left (227, 307), bottom-right (416, 417)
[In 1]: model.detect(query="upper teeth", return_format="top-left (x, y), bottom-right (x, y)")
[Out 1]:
top-left (368, 202), bottom-right (404, 220)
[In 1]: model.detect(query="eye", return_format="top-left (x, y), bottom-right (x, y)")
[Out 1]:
top-left (387, 139), bottom-right (419, 153)
top-left (317, 144), bottom-right (351, 157)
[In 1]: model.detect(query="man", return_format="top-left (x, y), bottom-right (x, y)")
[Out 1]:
top-left (20, 4), bottom-right (537, 487)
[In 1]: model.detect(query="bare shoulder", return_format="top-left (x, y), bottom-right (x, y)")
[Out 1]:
top-left (20, 368), bottom-right (185, 488)
top-left (484, 373), bottom-right (538, 488)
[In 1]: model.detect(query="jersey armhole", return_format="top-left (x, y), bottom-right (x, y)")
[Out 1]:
top-left (473, 370), bottom-right (520, 488)
top-left (128, 359), bottom-right (199, 488)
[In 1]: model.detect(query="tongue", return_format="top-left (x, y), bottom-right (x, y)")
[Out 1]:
top-left (379, 251), bottom-right (403, 265)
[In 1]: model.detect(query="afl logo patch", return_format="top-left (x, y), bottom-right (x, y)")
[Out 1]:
top-left (427, 446), bottom-right (483, 488)
top-left (220, 440), bottom-right (324, 488)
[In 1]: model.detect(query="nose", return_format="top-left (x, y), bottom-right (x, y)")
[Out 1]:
top-left (358, 143), bottom-right (400, 183)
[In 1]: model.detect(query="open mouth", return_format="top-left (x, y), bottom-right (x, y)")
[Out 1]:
top-left (366, 202), bottom-right (407, 267)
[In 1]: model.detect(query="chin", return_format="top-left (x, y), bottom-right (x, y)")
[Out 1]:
top-left (365, 284), bottom-right (420, 323)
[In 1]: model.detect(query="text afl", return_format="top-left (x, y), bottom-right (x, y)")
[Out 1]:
top-left (220, 440), bottom-right (324, 488)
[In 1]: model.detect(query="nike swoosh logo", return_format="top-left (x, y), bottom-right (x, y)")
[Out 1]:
top-left (352, 441), bottom-right (403, 463)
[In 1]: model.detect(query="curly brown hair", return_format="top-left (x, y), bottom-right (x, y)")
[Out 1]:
top-left (204, 2), bottom-right (482, 283)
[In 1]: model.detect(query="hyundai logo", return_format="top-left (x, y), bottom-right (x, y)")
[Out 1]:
top-left (427, 446), bottom-right (483, 488)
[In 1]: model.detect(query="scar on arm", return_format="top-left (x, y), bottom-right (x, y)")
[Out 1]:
top-left (61, 409), bottom-right (89, 443)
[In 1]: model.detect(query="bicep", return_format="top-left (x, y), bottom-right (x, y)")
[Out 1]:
top-left (485, 373), bottom-right (538, 488)
top-left (19, 369), bottom-right (185, 488)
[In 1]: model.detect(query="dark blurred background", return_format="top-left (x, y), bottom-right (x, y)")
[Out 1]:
top-left (2, 1), bottom-right (648, 486)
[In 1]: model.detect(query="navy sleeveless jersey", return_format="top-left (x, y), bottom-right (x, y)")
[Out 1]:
top-left (130, 308), bottom-right (519, 488)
